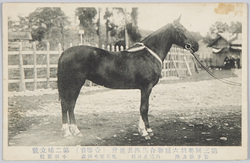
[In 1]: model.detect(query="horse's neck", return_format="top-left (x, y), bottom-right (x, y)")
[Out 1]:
top-left (142, 25), bottom-right (174, 61)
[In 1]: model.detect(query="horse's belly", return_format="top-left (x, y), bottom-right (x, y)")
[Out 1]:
top-left (87, 73), bottom-right (138, 89)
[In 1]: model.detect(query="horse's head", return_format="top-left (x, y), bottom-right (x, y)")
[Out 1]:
top-left (172, 16), bottom-right (199, 53)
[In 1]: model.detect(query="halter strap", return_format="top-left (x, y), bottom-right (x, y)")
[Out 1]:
top-left (126, 43), bottom-right (163, 67)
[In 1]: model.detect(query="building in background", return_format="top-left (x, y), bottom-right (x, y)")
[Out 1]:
top-left (208, 32), bottom-right (242, 68)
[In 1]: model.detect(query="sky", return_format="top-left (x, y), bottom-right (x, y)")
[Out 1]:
top-left (137, 3), bottom-right (244, 36)
top-left (6, 3), bottom-right (245, 36)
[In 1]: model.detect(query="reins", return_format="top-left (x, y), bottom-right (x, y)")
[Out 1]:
top-left (189, 50), bottom-right (241, 86)
top-left (127, 42), bottom-right (241, 87)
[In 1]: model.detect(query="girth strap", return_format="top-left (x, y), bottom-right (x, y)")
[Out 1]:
top-left (126, 43), bottom-right (163, 67)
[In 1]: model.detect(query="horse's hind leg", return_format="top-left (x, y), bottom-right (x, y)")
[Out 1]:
top-left (60, 80), bottom-right (85, 137)
top-left (68, 91), bottom-right (83, 137)
top-left (61, 99), bottom-right (72, 137)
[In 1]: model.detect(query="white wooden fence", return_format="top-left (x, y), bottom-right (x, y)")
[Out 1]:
top-left (8, 42), bottom-right (197, 91)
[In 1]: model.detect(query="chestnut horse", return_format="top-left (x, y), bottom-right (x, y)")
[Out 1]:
top-left (57, 17), bottom-right (199, 139)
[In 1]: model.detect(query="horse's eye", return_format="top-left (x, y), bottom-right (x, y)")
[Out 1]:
top-left (185, 44), bottom-right (191, 49)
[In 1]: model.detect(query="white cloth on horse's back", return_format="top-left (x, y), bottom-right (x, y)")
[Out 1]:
top-left (126, 43), bottom-right (162, 67)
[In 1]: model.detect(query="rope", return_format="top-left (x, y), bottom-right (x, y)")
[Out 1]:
top-left (191, 52), bottom-right (241, 86)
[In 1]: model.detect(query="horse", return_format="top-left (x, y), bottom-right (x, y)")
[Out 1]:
top-left (57, 16), bottom-right (199, 140)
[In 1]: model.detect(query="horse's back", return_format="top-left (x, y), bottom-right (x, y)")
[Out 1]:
top-left (58, 45), bottom-right (161, 91)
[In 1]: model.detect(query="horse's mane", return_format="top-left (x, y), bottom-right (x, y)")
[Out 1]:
top-left (140, 23), bottom-right (174, 43)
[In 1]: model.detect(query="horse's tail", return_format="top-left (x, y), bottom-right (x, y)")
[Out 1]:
top-left (57, 54), bottom-right (63, 102)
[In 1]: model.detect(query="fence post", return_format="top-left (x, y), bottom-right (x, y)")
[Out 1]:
top-left (162, 61), bottom-right (166, 77)
top-left (116, 45), bottom-right (119, 51)
top-left (46, 42), bottom-right (50, 88)
top-left (18, 42), bottom-right (26, 91)
top-left (107, 45), bottom-right (111, 51)
top-left (120, 46), bottom-right (124, 51)
top-left (184, 56), bottom-right (192, 76)
top-left (58, 43), bottom-right (62, 58)
top-left (170, 53), bottom-right (180, 77)
top-left (167, 51), bottom-right (171, 77)
top-left (33, 42), bottom-right (37, 90)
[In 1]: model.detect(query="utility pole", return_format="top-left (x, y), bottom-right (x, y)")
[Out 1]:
top-left (98, 8), bottom-right (102, 47)
top-left (79, 30), bottom-right (84, 45)
top-left (124, 7), bottom-right (129, 48)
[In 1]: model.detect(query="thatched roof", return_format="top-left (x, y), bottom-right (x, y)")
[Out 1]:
top-left (209, 32), bottom-right (242, 47)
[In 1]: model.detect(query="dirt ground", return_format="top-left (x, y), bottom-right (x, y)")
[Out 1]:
top-left (8, 69), bottom-right (242, 146)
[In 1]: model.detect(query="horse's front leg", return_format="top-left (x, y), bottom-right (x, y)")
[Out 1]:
top-left (138, 87), bottom-right (154, 140)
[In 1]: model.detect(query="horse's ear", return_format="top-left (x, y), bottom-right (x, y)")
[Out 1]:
top-left (176, 15), bottom-right (181, 22)
top-left (177, 15), bottom-right (181, 22)
top-left (173, 15), bottom-right (181, 28)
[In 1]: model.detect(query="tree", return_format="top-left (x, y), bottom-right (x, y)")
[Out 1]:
top-left (203, 21), bottom-right (242, 44)
top-left (27, 7), bottom-right (70, 49)
top-left (8, 16), bottom-right (29, 32)
top-left (228, 21), bottom-right (242, 33)
top-left (31, 27), bottom-right (46, 42)
top-left (76, 7), bottom-right (97, 39)
top-left (114, 7), bottom-right (141, 46)
top-left (28, 7), bottom-right (69, 30)
top-left (103, 8), bottom-right (118, 44)
top-left (118, 23), bottom-right (141, 43)
top-left (129, 8), bottom-right (141, 43)
top-left (209, 21), bottom-right (229, 38)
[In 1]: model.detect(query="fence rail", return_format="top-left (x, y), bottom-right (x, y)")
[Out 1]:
top-left (8, 42), bottom-right (197, 91)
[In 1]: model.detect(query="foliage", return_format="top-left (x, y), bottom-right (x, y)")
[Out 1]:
top-left (8, 8), bottom-right (70, 50)
top-left (8, 16), bottom-right (30, 32)
top-left (76, 8), bottom-right (97, 37)
top-left (31, 27), bottom-right (46, 42)
top-left (28, 7), bottom-right (69, 30)
top-left (228, 21), bottom-right (242, 33)
top-left (27, 7), bottom-right (70, 49)
top-left (102, 8), bottom-right (118, 44)
top-left (118, 23), bottom-right (141, 42)
top-left (113, 7), bottom-right (141, 44)
top-left (203, 21), bottom-right (242, 44)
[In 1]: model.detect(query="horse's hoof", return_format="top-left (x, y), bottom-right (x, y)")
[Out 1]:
top-left (75, 132), bottom-right (83, 137)
top-left (69, 124), bottom-right (82, 137)
top-left (144, 135), bottom-right (151, 140)
top-left (146, 128), bottom-right (154, 136)
top-left (148, 132), bottom-right (154, 137)
top-left (63, 130), bottom-right (73, 138)
top-left (63, 132), bottom-right (73, 138)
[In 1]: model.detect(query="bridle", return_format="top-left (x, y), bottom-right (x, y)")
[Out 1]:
top-left (128, 28), bottom-right (242, 87)
top-left (178, 21), bottom-right (241, 86)
top-left (185, 45), bottom-right (241, 86)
